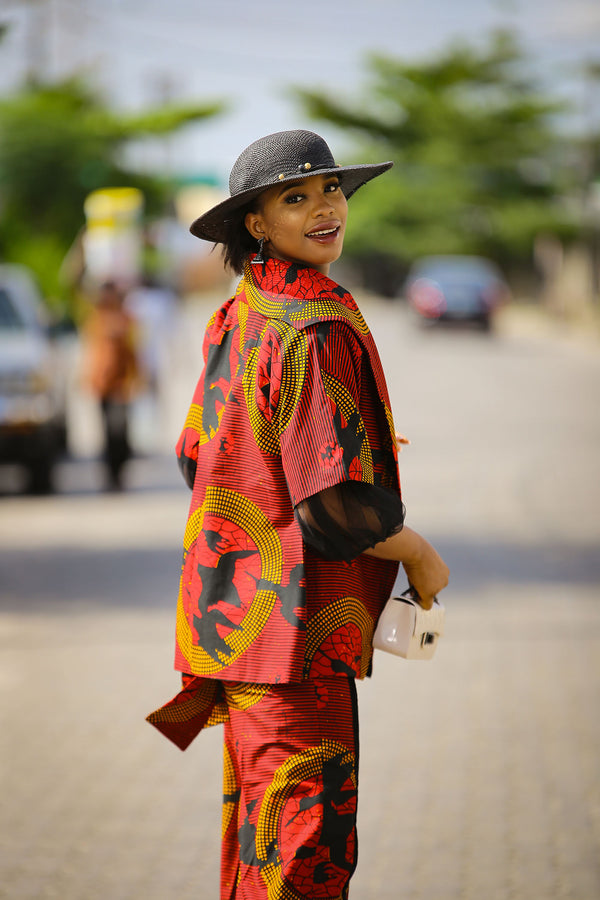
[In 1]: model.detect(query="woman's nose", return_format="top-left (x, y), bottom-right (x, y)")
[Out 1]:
top-left (312, 195), bottom-right (335, 216)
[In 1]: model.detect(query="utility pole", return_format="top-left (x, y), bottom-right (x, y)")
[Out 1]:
top-left (582, 60), bottom-right (600, 305)
top-left (24, 0), bottom-right (50, 83)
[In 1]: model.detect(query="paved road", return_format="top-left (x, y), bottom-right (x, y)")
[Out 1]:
top-left (1, 299), bottom-right (599, 899)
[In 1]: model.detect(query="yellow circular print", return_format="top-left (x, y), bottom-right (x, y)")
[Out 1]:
top-left (256, 739), bottom-right (357, 900)
top-left (177, 487), bottom-right (283, 674)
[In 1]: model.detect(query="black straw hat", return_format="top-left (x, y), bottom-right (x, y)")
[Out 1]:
top-left (190, 129), bottom-right (393, 243)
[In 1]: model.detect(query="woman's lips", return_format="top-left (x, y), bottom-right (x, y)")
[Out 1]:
top-left (305, 222), bottom-right (341, 243)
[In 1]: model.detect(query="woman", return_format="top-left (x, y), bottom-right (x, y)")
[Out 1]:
top-left (147, 130), bottom-right (448, 899)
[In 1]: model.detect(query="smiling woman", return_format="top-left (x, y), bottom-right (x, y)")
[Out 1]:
top-left (147, 129), bottom-right (449, 900)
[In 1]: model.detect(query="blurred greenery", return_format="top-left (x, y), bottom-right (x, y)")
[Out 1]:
top-left (292, 29), bottom-right (585, 294)
top-left (0, 68), bottom-right (224, 313)
top-left (0, 26), bottom-right (597, 307)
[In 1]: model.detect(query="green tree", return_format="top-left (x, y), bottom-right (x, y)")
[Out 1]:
top-left (292, 30), bottom-right (577, 293)
top-left (0, 74), bottom-right (225, 308)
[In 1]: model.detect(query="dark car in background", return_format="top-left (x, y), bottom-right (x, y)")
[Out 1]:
top-left (404, 255), bottom-right (509, 331)
top-left (0, 264), bottom-right (69, 492)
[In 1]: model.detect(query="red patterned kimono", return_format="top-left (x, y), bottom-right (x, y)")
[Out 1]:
top-left (148, 257), bottom-right (402, 899)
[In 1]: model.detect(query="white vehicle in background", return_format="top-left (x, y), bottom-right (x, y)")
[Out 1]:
top-left (0, 264), bottom-right (69, 492)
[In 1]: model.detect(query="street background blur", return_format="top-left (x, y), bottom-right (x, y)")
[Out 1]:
top-left (1, 1), bottom-right (599, 898)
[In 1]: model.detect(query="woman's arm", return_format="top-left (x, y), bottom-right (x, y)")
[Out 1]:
top-left (295, 483), bottom-right (448, 609)
top-left (363, 525), bottom-right (449, 609)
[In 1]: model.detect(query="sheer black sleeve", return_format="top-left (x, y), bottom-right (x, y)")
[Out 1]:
top-left (177, 452), bottom-right (197, 490)
top-left (294, 480), bottom-right (405, 563)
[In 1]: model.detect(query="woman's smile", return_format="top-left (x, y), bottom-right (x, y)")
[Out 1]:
top-left (304, 220), bottom-right (342, 243)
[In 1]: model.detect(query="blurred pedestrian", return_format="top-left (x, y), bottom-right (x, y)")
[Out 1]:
top-left (82, 280), bottom-right (139, 490)
top-left (147, 130), bottom-right (448, 898)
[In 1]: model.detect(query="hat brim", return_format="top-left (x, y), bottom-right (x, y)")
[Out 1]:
top-left (189, 161), bottom-right (393, 243)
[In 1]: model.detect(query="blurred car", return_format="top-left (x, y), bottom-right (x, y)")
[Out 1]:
top-left (404, 255), bottom-right (509, 331)
top-left (0, 264), bottom-right (69, 492)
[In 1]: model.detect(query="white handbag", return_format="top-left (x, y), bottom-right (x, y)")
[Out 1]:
top-left (373, 589), bottom-right (445, 660)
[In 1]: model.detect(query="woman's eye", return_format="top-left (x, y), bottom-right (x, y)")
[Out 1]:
top-left (325, 182), bottom-right (340, 193)
top-left (284, 192), bottom-right (304, 204)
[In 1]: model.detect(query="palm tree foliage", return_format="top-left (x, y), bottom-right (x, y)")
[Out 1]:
top-left (292, 30), bottom-right (577, 291)
top-left (0, 73), bottom-right (224, 305)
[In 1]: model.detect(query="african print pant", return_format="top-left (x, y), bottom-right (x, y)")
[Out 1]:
top-left (220, 677), bottom-right (359, 900)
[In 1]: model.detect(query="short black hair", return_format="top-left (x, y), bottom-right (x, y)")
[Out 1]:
top-left (221, 202), bottom-right (260, 275)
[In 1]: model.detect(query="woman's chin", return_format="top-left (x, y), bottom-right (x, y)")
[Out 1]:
top-left (296, 246), bottom-right (344, 272)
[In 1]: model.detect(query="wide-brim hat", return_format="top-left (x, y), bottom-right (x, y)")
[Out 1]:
top-left (190, 129), bottom-right (393, 244)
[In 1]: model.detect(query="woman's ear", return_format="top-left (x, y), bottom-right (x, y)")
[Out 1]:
top-left (245, 211), bottom-right (265, 241)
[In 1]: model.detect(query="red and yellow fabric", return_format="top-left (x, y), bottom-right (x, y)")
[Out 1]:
top-left (220, 676), bottom-right (358, 900)
top-left (147, 257), bottom-right (400, 749)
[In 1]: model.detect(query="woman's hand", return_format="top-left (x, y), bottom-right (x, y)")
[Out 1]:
top-left (401, 539), bottom-right (449, 609)
top-left (395, 431), bottom-right (410, 452)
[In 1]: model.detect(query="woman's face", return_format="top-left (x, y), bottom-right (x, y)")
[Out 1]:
top-left (244, 173), bottom-right (348, 274)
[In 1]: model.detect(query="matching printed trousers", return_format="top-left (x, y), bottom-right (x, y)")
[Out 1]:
top-left (219, 676), bottom-right (359, 900)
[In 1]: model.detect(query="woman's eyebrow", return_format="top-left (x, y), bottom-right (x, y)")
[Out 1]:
top-left (277, 179), bottom-right (304, 197)
top-left (277, 174), bottom-right (339, 198)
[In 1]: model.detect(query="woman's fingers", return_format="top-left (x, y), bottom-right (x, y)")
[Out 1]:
top-left (395, 432), bottom-right (410, 452)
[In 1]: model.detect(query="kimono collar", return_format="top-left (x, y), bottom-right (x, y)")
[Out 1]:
top-left (241, 255), bottom-right (369, 336)
top-left (246, 255), bottom-right (345, 300)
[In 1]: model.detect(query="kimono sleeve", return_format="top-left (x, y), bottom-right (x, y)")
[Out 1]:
top-left (276, 321), bottom-right (373, 506)
top-left (175, 306), bottom-right (225, 488)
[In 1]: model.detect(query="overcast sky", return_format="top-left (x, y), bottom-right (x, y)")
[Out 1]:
top-left (1, 0), bottom-right (599, 182)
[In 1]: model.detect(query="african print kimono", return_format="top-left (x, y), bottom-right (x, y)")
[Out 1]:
top-left (148, 257), bottom-right (400, 749)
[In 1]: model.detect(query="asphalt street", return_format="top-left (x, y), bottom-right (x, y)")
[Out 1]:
top-left (1, 298), bottom-right (599, 899)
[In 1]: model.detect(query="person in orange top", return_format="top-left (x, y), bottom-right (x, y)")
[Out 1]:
top-left (82, 280), bottom-right (139, 489)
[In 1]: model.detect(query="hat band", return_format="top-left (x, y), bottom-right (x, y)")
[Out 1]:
top-left (245, 160), bottom-right (338, 190)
